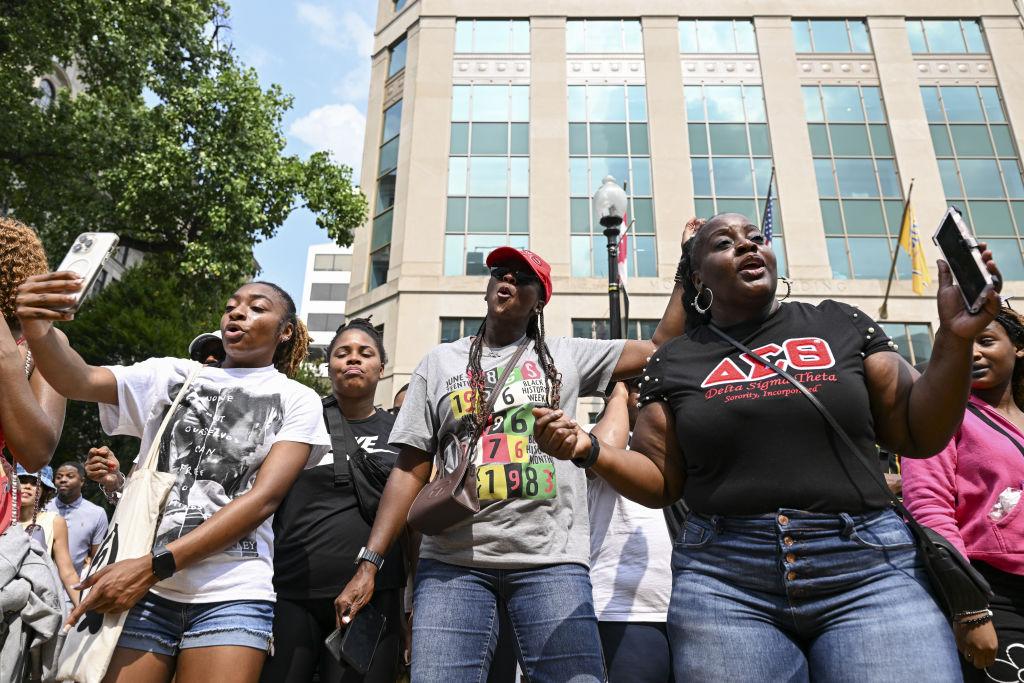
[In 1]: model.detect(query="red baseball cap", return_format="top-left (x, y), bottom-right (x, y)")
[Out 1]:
top-left (486, 247), bottom-right (552, 304)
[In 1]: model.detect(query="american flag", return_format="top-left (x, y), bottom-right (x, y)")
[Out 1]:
top-left (762, 166), bottom-right (776, 244)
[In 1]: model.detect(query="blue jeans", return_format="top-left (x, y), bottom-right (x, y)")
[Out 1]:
top-left (669, 508), bottom-right (961, 683)
top-left (118, 591), bottom-right (274, 656)
top-left (412, 559), bottom-right (605, 682)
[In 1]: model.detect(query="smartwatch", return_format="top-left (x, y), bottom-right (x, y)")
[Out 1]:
top-left (572, 431), bottom-right (601, 469)
top-left (355, 546), bottom-right (385, 572)
top-left (151, 544), bottom-right (177, 580)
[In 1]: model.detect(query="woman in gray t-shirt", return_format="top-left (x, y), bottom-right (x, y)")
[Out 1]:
top-left (334, 246), bottom-right (685, 682)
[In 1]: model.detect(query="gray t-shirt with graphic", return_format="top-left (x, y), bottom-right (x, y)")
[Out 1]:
top-left (391, 335), bottom-right (625, 569)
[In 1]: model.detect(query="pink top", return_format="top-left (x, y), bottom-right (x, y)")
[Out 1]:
top-left (902, 395), bottom-right (1024, 577)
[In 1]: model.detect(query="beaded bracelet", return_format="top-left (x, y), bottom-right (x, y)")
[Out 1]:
top-left (956, 609), bottom-right (994, 628)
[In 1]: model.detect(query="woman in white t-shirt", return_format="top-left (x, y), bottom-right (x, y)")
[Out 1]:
top-left (587, 380), bottom-right (673, 683)
top-left (16, 276), bottom-right (330, 683)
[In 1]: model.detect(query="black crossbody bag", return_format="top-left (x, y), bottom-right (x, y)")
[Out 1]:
top-left (322, 396), bottom-right (394, 525)
top-left (708, 323), bottom-right (993, 620)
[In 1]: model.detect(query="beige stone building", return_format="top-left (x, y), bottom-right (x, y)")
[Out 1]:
top-left (347, 1), bottom-right (1024, 410)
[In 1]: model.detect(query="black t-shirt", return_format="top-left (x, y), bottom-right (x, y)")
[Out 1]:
top-left (639, 300), bottom-right (895, 516)
top-left (273, 408), bottom-right (405, 599)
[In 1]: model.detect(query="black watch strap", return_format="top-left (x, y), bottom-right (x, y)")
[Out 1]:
top-left (151, 544), bottom-right (176, 580)
top-left (573, 431), bottom-right (601, 469)
top-left (355, 546), bottom-right (385, 572)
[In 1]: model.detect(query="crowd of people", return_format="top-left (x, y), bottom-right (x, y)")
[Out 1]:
top-left (0, 208), bottom-right (1021, 683)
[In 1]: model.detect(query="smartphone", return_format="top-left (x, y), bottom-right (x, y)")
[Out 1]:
top-left (932, 207), bottom-right (997, 314)
top-left (55, 232), bottom-right (120, 311)
top-left (325, 602), bottom-right (387, 675)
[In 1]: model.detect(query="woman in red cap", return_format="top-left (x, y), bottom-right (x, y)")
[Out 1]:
top-left (335, 245), bottom-right (686, 681)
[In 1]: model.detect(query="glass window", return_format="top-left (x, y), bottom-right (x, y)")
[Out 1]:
top-left (388, 37), bottom-right (407, 78)
top-left (382, 101), bottom-right (403, 142)
top-left (878, 323), bottom-right (933, 365)
top-left (678, 19), bottom-right (756, 53)
top-left (570, 83), bottom-right (656, 276)
top-left (446, 83), bottom-right (530, 274)
top-left (907, 19), bottom-right (986, 54)
top-left (807, 85), bottom-right (908, 280)
top-left (310, 283), bottom-right (349, 301)
top-left (567, 20), bottom-right (643, 53)
top-left (572, 319), bottom-right (660, 340)
top-left (440, 318), bottom-right (485, 343)
top-left (793, 19), bottom-right (872, 53)
top-left (924, 84), bottom-right (1024, 276)
top-left (454, 20), bottom-right (530, 53)
top-left (369, 246), bottom-right (390, 289)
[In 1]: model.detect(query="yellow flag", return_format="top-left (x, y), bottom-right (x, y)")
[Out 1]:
top-left (899, 204), bottom-right (931, 295)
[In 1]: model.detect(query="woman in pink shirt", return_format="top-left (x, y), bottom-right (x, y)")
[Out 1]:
top-left (903, 308), bottom-right (1024, 682)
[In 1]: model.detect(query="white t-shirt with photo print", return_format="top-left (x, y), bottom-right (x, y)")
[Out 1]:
top-left (99, 357), bottom-right (330, 603)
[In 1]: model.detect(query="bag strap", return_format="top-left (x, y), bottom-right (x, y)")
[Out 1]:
top-left (142, 362), bottom-right (203, 473)
top-left (483, 338), bottom-right (532, 416)
top-left (965, 403), bottom-right (1024, 461)
top-left (707, 323), bottom-right (927, 536)
top-left (323, 396), bottom-right (363, 487)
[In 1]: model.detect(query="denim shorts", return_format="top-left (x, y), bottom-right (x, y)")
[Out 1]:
top-left (118, 591), bottom-right (274, 656)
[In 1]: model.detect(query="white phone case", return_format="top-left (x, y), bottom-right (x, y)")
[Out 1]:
top-left (55, 232), bottom-right (120, 310)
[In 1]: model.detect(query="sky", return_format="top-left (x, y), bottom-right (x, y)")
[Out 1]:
top-left (225, 0), bottom-right (377, 302)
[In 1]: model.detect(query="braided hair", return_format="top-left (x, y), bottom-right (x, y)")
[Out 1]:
top-left (328, 316), bottom-right (387, 365)
top-left (249, 281), bottom-right (309, 378)
top-left (465, 310), bottom-right (562, 440)
top-left (994, 308), bottom-right (1024, 409)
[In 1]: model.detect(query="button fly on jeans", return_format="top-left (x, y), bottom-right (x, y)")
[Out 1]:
top-left (778, 514), bottom-right (790, 525)
top-left (785, 553), bottom-right (796, 564)
top-left (786, 571), bottom-right (797, 581)
top-left (783, 536), bottom-right (794, 546)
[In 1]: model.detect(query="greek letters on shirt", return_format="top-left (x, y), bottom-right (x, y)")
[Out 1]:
top-left (700, 336), bottom-right (839, 404)
top-left (444, 359), bottom-right (557, 502)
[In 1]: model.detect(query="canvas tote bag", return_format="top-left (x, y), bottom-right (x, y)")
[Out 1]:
top-left (57, 362), bottom-right (202, 682)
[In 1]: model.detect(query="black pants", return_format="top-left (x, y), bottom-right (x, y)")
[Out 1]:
top-left (260, 589), bottom-right (401, 683)
top-left (598, 621), bottom-right (672, 683)
top-left (963, 562), bottom-right (1024, 683)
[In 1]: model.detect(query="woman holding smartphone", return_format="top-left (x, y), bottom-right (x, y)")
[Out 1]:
top-left (0, 217), bottom-right (67, 534)
top-left (16, 273), bottom-right (330, 683)
top-left (532, 212), bottom-right (1001, 680)
top-left (334, 245), bottom-right (686, 681)
top-left (261, 317), bottom-right (407, 683)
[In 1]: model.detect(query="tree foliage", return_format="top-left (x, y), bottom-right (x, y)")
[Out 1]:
top-left (0, 0), bottom-right (368, 279)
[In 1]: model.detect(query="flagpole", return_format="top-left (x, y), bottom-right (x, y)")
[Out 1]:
top-left (762, 165), bottom-right (776, 238)
top-left (879, 178), bottom-right (915, 320)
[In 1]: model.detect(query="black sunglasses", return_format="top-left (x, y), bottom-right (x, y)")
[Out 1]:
top-left (489, 265), bottom-right (539, 285)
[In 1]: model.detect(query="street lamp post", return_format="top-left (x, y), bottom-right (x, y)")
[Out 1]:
top-left (592, 175), bottom-right (628, 340)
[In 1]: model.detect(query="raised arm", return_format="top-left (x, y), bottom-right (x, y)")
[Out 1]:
top-left (334, 445), bottom-right (433, 626)
top-left (65, 439), bottom-right (314, 626)
top-left (868, 258), bottom-right (1000, 458)
top-left (51, 515), bottom-right (81, 606)
top-left (16, 272), bottom-right (117, 405)
top-left (533, 401), bottom-right (686, 508)
top-left (0, 318), bottom-right (66, 470)
top-left (612, 222), bottom-right (698, 380)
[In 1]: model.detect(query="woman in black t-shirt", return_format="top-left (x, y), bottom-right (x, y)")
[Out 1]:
top-left (534, 213), bottom-right (1003, 681)
top-left (261, 318), bottom-right (406, 683)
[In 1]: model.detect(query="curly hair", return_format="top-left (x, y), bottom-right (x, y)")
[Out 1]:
top-left (249, 281), bottom-right (309, 378)
top-left (678, 217), bottom-right (710, 330)
top-left (328, 316), bottom-right (387, 365)
top-left (994, 308), bottom-right (1024, 409)
top-left (0, 217), bottom-right (49, 321)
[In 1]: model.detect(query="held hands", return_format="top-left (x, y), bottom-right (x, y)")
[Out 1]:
top-left (334, 563), bottom-right (377, 628)
top-left (63, 556), bottom-right (158, 631)
top-left (936, 248), bottom-right (1002, 341)
top-left (532, 408), bottom-right (588, 461)
top-left (15, 272), bottom-right (84, 339)
top-left (955, 619), bottom-right (998, 670)
top-left (85, 446), bottom-right (121, 491)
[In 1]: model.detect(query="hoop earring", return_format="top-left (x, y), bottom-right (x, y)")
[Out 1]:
top-left (778, 277), bottom-right (792, 302)
top-left (693, 287), bottom-right (713, 315)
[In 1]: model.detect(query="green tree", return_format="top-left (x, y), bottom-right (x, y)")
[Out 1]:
top-left (0, 0), bottom-right (367, 279)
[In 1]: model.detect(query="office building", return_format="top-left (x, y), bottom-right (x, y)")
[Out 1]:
top-left (300, 243), bottom-right (354, 374)
top-left (347, 1), bottom-right (1024, 407)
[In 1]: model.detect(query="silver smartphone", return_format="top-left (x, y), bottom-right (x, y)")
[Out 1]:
top-left (932, 207), bottom-right (998, 314)
top-left (55, 232), bottom-right (120, 311)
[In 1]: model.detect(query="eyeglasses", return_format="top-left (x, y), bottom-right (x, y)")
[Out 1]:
top-left (489, 266), bottom-right (539, 285)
